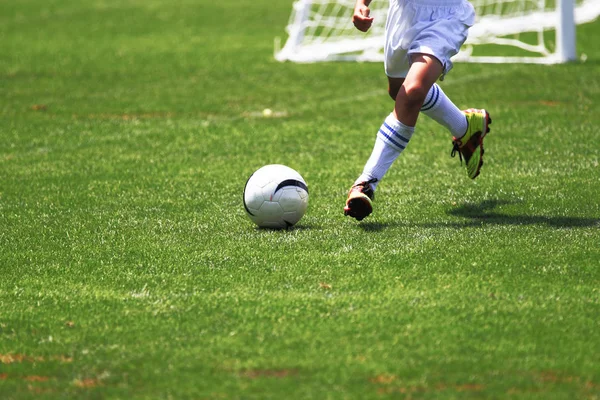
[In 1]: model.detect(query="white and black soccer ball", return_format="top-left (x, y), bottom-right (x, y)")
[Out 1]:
top-left (243, 164), bottom-right (309, 229)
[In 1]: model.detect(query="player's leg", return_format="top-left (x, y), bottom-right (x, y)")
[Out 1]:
top-left (393, 53), bottom-right (443, 126)
top-left (409, 5), bottom-right (490, 180)
top-left (344, 54), bottom-right (442, 221)
top-left (387, 77), bottom-right (404, 101)
top-left (410, 76), bottom-right (492, 180)
top-left (389, 76), bottom-right (466, 138)
top-left (391, 68), bottom-right (492, 180)
top-left (390, 78), bottom-right (467, 138)
top-left (343, 107), bottom-right (410, 221)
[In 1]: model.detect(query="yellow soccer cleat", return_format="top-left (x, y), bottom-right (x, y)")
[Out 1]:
top-left (451, 108), bottom-right (492, 179)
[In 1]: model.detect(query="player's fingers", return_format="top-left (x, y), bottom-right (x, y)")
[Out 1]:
top-left (354, 22), bottom-right (372, 32)
top-left (352, 15), bottom-right (372, 24)
top-left (352, 15), bottom-right (373, 32)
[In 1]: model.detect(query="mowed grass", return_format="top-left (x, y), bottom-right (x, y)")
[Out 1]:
top-left (1, 0), bottom-right (599, 398)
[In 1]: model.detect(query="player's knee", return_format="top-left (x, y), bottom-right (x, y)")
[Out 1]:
top-left (400, 83), bottom-right (429, 109)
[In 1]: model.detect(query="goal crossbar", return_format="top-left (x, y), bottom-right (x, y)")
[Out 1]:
top-left (275, 0), bottom-right (600, 64)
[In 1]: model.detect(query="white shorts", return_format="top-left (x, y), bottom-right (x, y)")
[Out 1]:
top-left (384, 0), bottom-right (475, 79)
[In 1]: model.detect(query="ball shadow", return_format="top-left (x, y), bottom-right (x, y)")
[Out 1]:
top-left (255, 223), bottom-right (317, 232)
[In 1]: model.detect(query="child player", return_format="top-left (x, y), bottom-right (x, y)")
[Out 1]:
top-left (344, 0), bottom-right (492, 221)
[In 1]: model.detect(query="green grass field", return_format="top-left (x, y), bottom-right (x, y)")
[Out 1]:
top-left (1, 1), bottom-right (599, 398)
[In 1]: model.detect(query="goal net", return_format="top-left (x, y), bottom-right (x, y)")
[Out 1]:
top-left (275, 0), bottom-right (600, 64)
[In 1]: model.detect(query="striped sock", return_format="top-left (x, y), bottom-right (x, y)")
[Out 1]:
top-left (420, 83), bottom-right (467, 138)
top-left (355, 113), bottom-right (414, 190)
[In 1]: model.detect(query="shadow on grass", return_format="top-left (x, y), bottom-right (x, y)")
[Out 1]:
top-left (358, 222), bottom-right (393, 232)
top-left (357, 199), bottom-right (599, 231)
top-left (448, 200), bottom-right (599, 228)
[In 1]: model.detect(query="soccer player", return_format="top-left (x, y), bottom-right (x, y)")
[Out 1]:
top-left (344, 0), bottom-right (491, 221)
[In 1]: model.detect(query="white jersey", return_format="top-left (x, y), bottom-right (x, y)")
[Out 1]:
top-left (384, 0), bottom-right (476, 79)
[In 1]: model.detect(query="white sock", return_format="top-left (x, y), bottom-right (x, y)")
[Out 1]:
top-left (355, 113), bottom-right (414, 191)
top-left (420, 83), bottom-right (467, 138)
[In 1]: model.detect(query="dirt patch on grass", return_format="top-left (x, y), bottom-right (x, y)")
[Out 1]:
top-left (539, 100), bottom-right (561, 107)
top-left (23, 376), bottom-right (50, 382)
top-left (0, 354), bottom-right (42, 364)
top-left (74, 378), bottom-right (102, 388)
top-left (0, 353), bottom-right (72, 364)
top-left (535, 370), bottom-right (598, 391)
top-left (537, 370), bottom-right (580, 383)
top-left (370, 374), bottom-right (396, 384)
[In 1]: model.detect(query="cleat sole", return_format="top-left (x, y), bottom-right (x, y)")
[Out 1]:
top-left (472, 110), bottom-right (491, 179)
top-left (344, 197), bottom-right (372, 221)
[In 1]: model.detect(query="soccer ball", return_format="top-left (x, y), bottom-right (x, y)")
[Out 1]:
top-left (243, 164), bottom-right (309, 229)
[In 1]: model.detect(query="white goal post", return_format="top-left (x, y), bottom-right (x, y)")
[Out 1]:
top-left (275, 0), bottom-right (600, 64)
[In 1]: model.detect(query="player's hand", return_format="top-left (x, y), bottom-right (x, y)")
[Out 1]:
top-left (352, 4), bottom-right (374, 32)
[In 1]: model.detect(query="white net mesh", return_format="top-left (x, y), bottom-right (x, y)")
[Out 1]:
top-left (275, 0), bottom-right (388, 62)
top-left (275, 0), bottom-right (600, 63)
